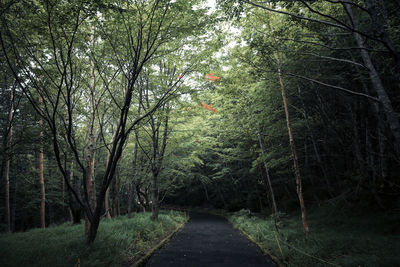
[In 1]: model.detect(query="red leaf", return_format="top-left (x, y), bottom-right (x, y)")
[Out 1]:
top-left (201, 102), bottom-right (217, 113)
top-left (206, 73), bottom-right (221, 82)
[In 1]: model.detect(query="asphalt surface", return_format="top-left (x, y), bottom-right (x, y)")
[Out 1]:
top-left (146, 212), bottom-right (276, 267)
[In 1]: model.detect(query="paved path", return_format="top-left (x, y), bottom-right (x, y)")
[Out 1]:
top-left (146, 212), bottom-right (276, 267)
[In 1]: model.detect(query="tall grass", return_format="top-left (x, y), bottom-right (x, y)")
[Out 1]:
top-left (0, 210), bottom-right (187, 267)
top-left (228, 206), bottom-right (400, 267)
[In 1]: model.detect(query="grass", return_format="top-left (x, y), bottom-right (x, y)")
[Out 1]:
top-left (0, 210), bottom-right (188, 267)
top-left (227, 205), bottom-right (400, 267)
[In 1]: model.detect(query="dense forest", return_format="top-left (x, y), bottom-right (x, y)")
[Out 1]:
top-left (1, 0), bottom-right (399, 265)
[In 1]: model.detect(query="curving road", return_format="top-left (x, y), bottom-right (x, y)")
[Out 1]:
top-left (146, 212), bottom-right (276, 267)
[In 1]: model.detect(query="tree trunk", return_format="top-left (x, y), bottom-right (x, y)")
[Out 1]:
top-left (350, 105), bottom-right (366, 195)
top-left (62, 169), bottom-right (65, 214)
top-left (39, 93), bottom-right (46, 229)
top-left (127, 184), bottom-right (133, 215)
top-left (127, 179), bottom-right (136, 218)
top-left (87, 187), bottom-right (112, 243)
top-left (150, 106), bottom-right (169, 220)
top-left (68, 160), bottom-right (81, 224)
top-left (85, 28), bottom-right (97, 234)
top-left (4, 87), bottom-right (14, 232)
top-left (128, 88), bottom-right (142, 218)
top-left (378, 124), bottom-right (387, 187)
top-left (349, 49), bottom-right (389, 196)
top-left (86, 210), bottom-right (100, 244)
top-left (257, 132), bottom-right (278, 215)
top-left (128, 140), bottom-right (138, 218)
top-left (39, 125), bottom-right (45, 228)
top-left (128, 131), bottom-right (139, 218)
top-left (112, 168), bottom-right (120, 217)
top-left (365, 121), bottom-right (385, 208)
top-left (136, 184), bottom-right (148, 212)
top-left (4, 143), bottom-right (11, 233)
top-left (298, 86), bottom-right (332, 194)
top-left (270, 19), bottom-right (310, 235)
top-left (105, 187), bottom-right (111, 220)
top-left (216, 183), bottom-right (227, 208)
top-left (201, 180), bottom-right (210, 202)
top-left (151, 169), bottom-right (159, 220)
top-left (11, 169), bottom-right (17, 232)
top-left (344, 3), bottom-right (400, 157)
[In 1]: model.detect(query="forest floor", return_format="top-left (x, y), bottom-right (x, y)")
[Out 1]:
top-left (227, 204), bottom-right (400, 267)
top-left (146, 211), bottom-right (276, 267)
top-left (0, 210), bottom-right (187, 267)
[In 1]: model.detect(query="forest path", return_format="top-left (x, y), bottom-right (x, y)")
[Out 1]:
top-left (146, 212), bottom-right (276, 267)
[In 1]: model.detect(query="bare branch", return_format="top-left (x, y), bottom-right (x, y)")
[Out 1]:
top-left (283, 71), bottom-right (379, 101)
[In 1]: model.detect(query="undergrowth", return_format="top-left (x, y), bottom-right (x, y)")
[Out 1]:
top-left (228, 205), bottom-right (400, 267)
top-left (0, 210), bottom-right (187, 267)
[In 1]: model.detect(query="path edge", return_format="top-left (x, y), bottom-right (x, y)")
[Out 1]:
top-left (159, 207), bottom-right (284, 267)
top-left (202, 208), bottom-right (285, 267)
top-left (230, 222), bottom-right (285, 267)
top-left (132, 220), bottom-right (188, 267)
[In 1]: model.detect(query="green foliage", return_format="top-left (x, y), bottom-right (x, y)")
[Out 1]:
top-left (1, 1), bottom-right (400, 263)
top-left (0, 210), bottom-right (187, 267)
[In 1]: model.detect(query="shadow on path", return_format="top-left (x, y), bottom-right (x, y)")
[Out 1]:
top-left (146, 212), bottom-right (276, 267)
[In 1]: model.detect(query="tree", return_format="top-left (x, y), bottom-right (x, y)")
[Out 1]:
top-left (1, 0), bottom-right (208, 242)
top-left (238, 0), bottom-right (400, 158)
top-left (3, 84), bottom-right (14, 232)
top-left (134, 63), bottom-right (179, 220)
top-left (38, 92), bottom-right (46, 228)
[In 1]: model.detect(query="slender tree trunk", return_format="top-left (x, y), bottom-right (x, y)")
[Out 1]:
top-left (365, 121), bottom-right (385, 208)
top-left (150, 106), bottom-right (169, 220)
top-left (39, 124), bottom-right (45, 228)
top-left (62, 170), bottom-right (65, 214)
top-left (304, 139), bottom-right (308, 167)
top-left (257, 132), bottom-right (278, 215)
top-left (270, 18), bottom-right (310, 235)
top-left (128, 140), bottom-right (138, 218)
top-left (201, 180), bottom-right (210, 202)
top-left (255, 180), bottom-right (264, 212)
top-left (39, 93), bottom-right (46, 229)
top-left (136, 184), bottom-right (147, 212)
top-left (151, 168), bottom-right (159, 220)
top-left (349, 50), bottom-right (389, 194)
top-left (85, 28), bottom-right (97, 234)
top-left (350, 105), bottom-right (366, 195)
top-left (142, 185), bottom-right (151, 212)
top-left (5, 147), bottom-right (11, 232)
top-left (298, 86), bottom-right (332, 194)
top-left (105, 187), bottom-right (111, 220)
top-left (112, 168), bottom-right (120, 217)
top-left (128, 90), bottom-right (142, 218)
top-left (378, 124), bottom-right (387, 186)
top-left (246, 98), bottom-right (278, 216)
top-left (68, 160), bottom-right (81, 224)
top-left (344, 3), bottom-right (400, 157)
top-left (11, 169), bottom-right (17, 232)
top-left (213, 178), bottom-right (227, 208)
top-left (68, 160), bottom-right (74, 223)
top-left (5, 87), bottom-right (14, 232)
top-left (303, 138), bottom-right (320, 204)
